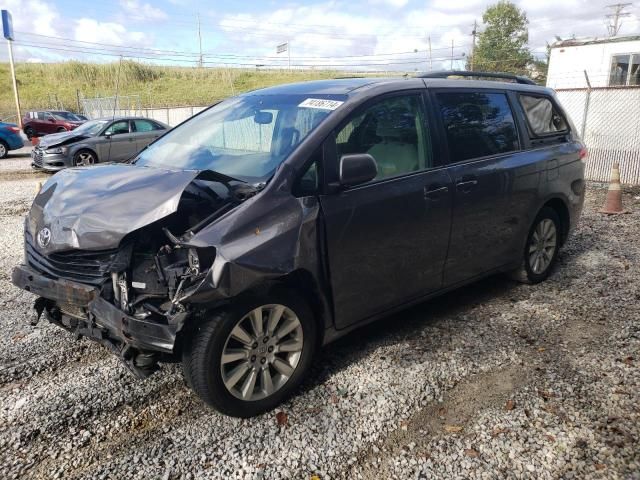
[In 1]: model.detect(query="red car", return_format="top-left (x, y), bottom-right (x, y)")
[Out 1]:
top-left (22, 110), bottom-right (85, 139)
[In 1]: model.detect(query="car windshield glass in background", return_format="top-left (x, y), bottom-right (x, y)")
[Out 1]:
top-left (133, 94), bottom-right (344, 181)
top-left (519, 95), bottom-right (568, 135)
top-left (73, 120), bottom-right (108, 135)
top-left (437, 92), bottom-right (519, 163)
top-left (52, 112), bottom-right (79, 121)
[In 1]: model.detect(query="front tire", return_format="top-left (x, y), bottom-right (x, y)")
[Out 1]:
top-left (509, 207), bottom-right (561, 284)
top-left (73, 149), bottom-right (97, 167)
top-left (182, 289), bottom-right (317, 417)
top-left (0, 140), bottom-right (8, 159)
top-left (24, 126), bottom-right (35, 140)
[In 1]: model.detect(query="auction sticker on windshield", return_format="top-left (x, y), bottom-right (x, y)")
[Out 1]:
top-left (299, 98), bottom-right (344, 110)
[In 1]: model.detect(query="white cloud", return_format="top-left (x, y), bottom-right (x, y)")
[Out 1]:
top-left (119, 0), bottom-right (169, 22)
top-left (74, 19), bottom-right (147, 46)
top-left (0, 0), bottom-right (60, 37)
top-left (370, 0), bottom-right (410, 7)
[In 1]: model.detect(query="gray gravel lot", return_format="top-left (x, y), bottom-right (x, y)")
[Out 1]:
top-left (0, 175), bottom-right (638, 480)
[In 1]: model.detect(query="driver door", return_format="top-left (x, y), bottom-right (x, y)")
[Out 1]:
top-left (319, 92), bottom-right (453, 329)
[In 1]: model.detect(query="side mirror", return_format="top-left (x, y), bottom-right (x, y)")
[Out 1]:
top-left (339, 154), bottom-right (378, 187)
top-left (48, 118), bottom-right (55, 123)
top-left (104, 131), bottom-right (112, 138)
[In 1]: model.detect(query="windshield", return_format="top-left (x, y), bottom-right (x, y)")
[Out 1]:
top-left (52, 111), bottom-right (81, 121)
top-left (73, 119), bottom-right (108, 136)
top-left (134, 94), bottom-right (345, 182)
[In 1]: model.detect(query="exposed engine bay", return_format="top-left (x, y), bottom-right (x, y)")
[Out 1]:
top-left (109, 172), bottom-right (259, 324)
top-left (19, 166), bottom-right (265, 377)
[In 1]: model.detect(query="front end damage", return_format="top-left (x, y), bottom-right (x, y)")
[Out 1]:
top-left (11, 164), bottom-right (296, 378)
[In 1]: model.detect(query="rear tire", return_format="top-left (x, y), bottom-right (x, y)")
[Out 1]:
top-left (0, 140), bottom-right (8, 159)
top-left (56, 127), bottom-right (66, 133)
top-left (182, 288), bottom-right (317, 417)
top-left (509, 207), bottom-right (561, 284)
top-left (24, 126), bottom-right (35, 140)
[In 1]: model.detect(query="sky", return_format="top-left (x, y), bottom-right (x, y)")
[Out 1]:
top-left (0, 0), bottom-right (639, 71)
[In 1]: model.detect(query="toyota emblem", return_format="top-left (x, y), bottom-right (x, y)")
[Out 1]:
top-left (37, 227), bottom-right (51, 248)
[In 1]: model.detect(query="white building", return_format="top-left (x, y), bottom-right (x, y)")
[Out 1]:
top-left (547, 35), bottom-right (640, 89)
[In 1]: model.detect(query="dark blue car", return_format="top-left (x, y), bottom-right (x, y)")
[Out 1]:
top-left (0, 121), bottom-right (25, 158)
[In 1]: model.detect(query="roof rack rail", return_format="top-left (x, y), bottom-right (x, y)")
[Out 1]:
top-left (416, 70), bottom-right (537, 85)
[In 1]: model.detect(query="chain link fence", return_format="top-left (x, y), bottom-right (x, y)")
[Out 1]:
top-left (557, 86), bottom-right (640, 184)
top-left (80, 94), bottom-right (142, 119)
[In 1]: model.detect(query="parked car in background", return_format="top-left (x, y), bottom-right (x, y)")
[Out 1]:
top-left (13, 72), bottom-right (585, 417)
top-left (31, 116), bottom-right (169, 171)
top-left (0, 121), bottom-right (24, 158)
top-left (22, 110), bottom-right (86, 138)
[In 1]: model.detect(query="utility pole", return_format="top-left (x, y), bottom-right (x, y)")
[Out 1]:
top-left (605, 3), bottom-right (632, 37)
top-left (470, 20), bottom-right (478, 71)
top-left (288, 40), bottom-right (291, 72)
top-left (7, 38), bottom-right (21, 127)
top-left (428, 35), bottom-right (433, 71)
top-left (197, 13), bottom-right (203, 67)
top-left (450, 39), bottom-right (454, 70)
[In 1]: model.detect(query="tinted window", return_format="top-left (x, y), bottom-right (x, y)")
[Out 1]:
top-left (519, 95), bottom-right (568, 135)
top-left (437, 92), bottom-right (519, 163)
top-left (336, 95), bottom-right (432, 181)
top-left (133, 119), bottom-right (156, 132)
top-left (104, 121), bottom-right (130, 135)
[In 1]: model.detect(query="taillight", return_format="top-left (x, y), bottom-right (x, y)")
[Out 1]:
top-left (5, 126), bottom-right (20, 133)
top-left (579, 147), bottom-right (588, 162)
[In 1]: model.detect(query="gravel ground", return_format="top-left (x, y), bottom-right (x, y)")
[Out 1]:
top-left (0, 178), bottom-right (638, 480)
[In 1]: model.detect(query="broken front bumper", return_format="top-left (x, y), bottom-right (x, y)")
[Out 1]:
top-left (11, 264), bottom-right (178, 354)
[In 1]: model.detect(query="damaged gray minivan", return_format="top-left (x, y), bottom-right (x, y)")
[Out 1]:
top-left (12, 72), bottom-right (585, 417)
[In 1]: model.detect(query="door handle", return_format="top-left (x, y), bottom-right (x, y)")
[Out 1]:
top-left (455, 178), bottom-right (478, 192)
top-left (423, 185), bottom-right (449, 200)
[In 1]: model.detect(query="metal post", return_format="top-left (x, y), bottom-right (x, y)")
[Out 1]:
top-left (288, 41), bottom-right (291, 72)
top-left (581, 70), bottom-right (592, 140)
top-left (470, 20), bottom-right (478, 72)
top-left (450, 39), bottom-right (454, 70)
top-left (197, 13), bottom-right (203, 68)
top-left (7, 39), bottom-right (21, 128)
top-left (428, 36), bottom-right (432, 71)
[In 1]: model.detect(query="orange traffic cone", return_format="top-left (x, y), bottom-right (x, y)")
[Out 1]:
top-left (599, 162), bottom-right (628, 215)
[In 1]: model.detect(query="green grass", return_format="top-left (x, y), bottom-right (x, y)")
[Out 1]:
top-left (0, 61), bottom-right (383, 120)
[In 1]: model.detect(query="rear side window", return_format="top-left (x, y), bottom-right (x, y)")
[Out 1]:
top-left (436, 92), bottom-right (519, 163)
top-left (133, 119), bottom-right (156, 132)
top-left (519, 95), bottom-right (568, 136)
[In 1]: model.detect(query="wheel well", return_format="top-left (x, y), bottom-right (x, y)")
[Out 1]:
top-left (174, 270), bottom-right (328, 359)
top-left (277, 269), bottom-right (327, 348)
top-left (543, 198), bottom-right (570, 245)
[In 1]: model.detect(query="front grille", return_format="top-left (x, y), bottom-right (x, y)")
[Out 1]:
top-left (26, 232), bottom-right (119, 286)
top-left (32, 147), bottom-right (43, 167)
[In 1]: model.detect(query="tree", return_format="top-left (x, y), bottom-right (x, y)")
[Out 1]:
top-left (468, 0), bottom-right (533, 76)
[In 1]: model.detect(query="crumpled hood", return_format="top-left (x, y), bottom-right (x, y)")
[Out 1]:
top-left (28, 164), bottom-right (201, 253)
top-left (38, 131), bottom-right (85, 148)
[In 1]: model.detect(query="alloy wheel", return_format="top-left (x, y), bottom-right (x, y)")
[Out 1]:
top-left (0, 143), bottom-right (6, 158)
top-left (75, 152), bottom-right (95, 166)
top-left (220, 304), bottom-right (304, 401)
top-left (528, 218), bottom-right (557, 274)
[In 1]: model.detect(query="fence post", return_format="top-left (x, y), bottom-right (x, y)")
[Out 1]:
top-left (581, 70), bottom-right (592, 140)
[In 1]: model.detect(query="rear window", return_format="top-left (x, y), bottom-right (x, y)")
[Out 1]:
top-left (519, 95), bottom-right (568, 136)
top-left (436, 91), bottom-right (519, 163)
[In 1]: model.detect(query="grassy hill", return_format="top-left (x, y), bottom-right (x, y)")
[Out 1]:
top-left (0, 61), bottom-right (373, 120)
